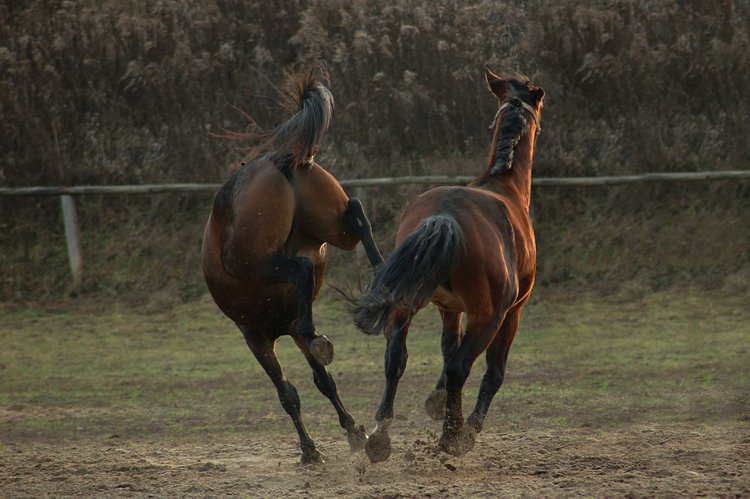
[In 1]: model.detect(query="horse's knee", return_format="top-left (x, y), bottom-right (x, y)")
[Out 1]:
top-left (321, 198), bottom-right (365, 252)
top-left (345, 198), bottom-right (372, 237)
top-left (347, 198), bottom-right (366, 223)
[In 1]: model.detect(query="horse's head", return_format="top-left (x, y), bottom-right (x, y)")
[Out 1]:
top-left (484, 69), bottom-right (544, 122)
top-left (484, 69), bottom-right (544, 177)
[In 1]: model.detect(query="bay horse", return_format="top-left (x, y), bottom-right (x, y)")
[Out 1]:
top-left (202, 66), bottom-right (383, 464)
top-left (353, 70), bottom-right (544, 462)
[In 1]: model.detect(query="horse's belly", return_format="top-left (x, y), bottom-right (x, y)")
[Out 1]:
top-left (204, 245), bottom-right (328, 333)
top-left (207, 275), bottom-right (298, 331)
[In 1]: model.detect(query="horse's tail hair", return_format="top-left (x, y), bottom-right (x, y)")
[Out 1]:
top-left (352, 215), bottom-right (465, 335)
top-left (246, 64), bottom-right (334, 169)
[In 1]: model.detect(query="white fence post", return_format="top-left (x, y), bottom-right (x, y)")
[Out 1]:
top-left (60, 195), bottom-right (82, 290)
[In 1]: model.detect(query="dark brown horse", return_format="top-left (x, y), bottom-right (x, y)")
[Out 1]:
top-left (202, 66), bottom-right (383, 464)
top-left (353, 70), bottom-right (544, 462)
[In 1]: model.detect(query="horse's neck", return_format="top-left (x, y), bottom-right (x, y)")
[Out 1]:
top-left (475, 135), bottom-right (535, 209)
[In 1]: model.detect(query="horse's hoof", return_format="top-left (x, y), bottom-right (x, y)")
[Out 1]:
top-left (425, 389), bottom-right (447, 421)
top-left (438, 426), bottom-right (476, 457)
top-left (300, 449), bottom-right (325, 466)
top-left (310, 335), bottom-right (334, 366)
top-left (365, 430), bottom-right (391, 463)
top-left (348, 424), bottom-right (368, 452)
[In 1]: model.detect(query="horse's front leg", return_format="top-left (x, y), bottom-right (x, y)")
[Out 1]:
top-left (345, 198), bottom-right (384, 267)
top-left (267, 253), bottom-right (333, 366)
top-left (365, 314), bottom-right (410, 463)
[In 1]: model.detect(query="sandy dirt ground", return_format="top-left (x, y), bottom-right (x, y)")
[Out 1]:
top-left (2, 412), bottom-right (747, 497)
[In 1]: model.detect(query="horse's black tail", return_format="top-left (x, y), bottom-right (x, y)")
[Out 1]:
top-left (248, 64), bottom-right (334, 169)
top-left (352, 215), bottom-right (465, 335)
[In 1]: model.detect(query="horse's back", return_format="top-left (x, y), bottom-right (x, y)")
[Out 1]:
top-left (397, 185), bottom-right (526, 249)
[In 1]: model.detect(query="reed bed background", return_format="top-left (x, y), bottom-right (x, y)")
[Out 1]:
top-left (1, 0), bottom-right (748, 302)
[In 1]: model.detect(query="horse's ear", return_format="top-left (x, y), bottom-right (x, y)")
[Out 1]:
top-left (484, 67), bottom-right (509, 99)
top-left (531, 86), bottom-right (545, 105)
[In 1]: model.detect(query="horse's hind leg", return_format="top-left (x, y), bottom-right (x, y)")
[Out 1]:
top-left (293, 338), bottom-right (367, 451)
top-left (345, 198), bottom-right (384, 267)
top-left (425, 310), bottom-right (462, 420)
top-left (365, 310), bottom-right (412, 463)
top-left (240, 326), bottom-right (323, 465)
top-left (267, 253), bottom-right (333, 366)
top-left (439, 315), bottom-right (500, 457)
top-left (466, 307), bottom-right (521, 434)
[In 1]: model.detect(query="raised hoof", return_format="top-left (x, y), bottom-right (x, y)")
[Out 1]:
top-left (438, 426), bottom-right (476, 457)
top-left (425, 389), bottom-right (447, 421)
top-left (365, 430), bottom-right (391, 463)
top-left (299, 449), bottom-right (325, 466)
top-left (348, 424), bottom-right (368, 452)
top-left (310, 335), bottom-right (334, 366)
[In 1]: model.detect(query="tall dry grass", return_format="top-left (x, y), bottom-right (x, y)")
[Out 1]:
top-left (1, 0), bottom-right (748, 301)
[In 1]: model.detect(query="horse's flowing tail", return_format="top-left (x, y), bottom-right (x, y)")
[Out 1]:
top-left (353, 215), bottom-right (465, 335)
top-left (249, 65), bottom-right (334, 169)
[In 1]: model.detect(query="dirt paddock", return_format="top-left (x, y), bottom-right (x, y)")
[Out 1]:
top-left (1, 292), bottom-right (748, 497)
top-left (1, 416), bottom-right (748, 497)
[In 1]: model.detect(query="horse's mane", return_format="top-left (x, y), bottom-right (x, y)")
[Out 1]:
top-left (232, 64), bottom-right (334, 171)
top-left (487, 77), bottom-right (539, 176)
top-left (490, 103), bottom-right (530, 175)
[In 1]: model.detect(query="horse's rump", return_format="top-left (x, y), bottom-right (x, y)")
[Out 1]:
top-left (213, 160), bottom-right (297, 280)
top-left (399, 187), bottom-right (523, 314)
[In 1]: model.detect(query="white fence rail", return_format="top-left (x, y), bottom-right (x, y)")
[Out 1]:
top-left (3, 170), bottom-right (749, 289)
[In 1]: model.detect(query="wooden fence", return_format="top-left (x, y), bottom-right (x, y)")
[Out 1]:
top-left (2, 170), bottom-right (749, 288)
top-left (2, 170), bottom-right (750, 197)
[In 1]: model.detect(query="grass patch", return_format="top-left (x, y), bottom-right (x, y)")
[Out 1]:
top-left (1, 289), bottom-right (748, 443)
